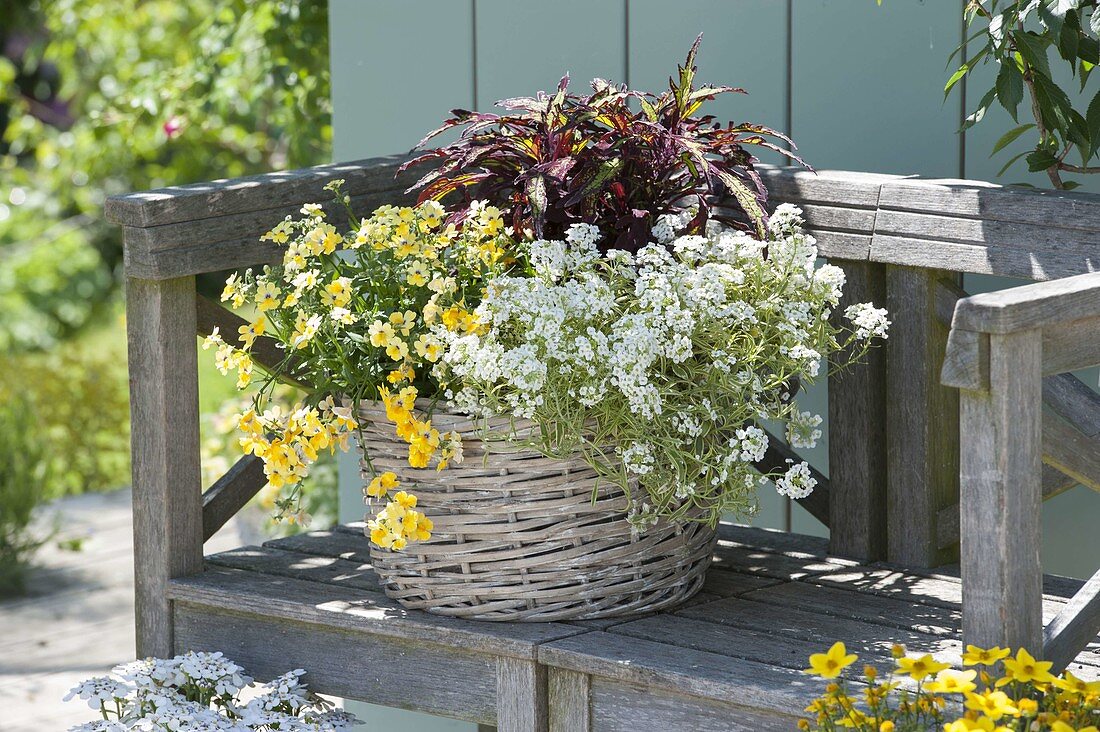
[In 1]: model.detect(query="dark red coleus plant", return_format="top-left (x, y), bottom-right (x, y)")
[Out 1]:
top-left (400, 36), bottom-right (809, 252)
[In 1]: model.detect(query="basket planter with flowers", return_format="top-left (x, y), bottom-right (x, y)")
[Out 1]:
top-left (204, 39), bottom-right (891, 621)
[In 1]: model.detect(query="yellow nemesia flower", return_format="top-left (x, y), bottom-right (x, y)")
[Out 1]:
top-left (365, 471), bottom-right (400, 499)
top-left (323, 276), bottom-right (353, 308)
top-left (369, 320), bottom-right (395, 348)
top-left (237, 318), bottom-right (265, 350)
top-left (406, 260), bottom-right (430, 287)
top-left (804, 642), bottom-right (858, 679)
top-left (255, 281), bottom-right (281, 311)
top-left (389, 310), bottom-right (417, 335)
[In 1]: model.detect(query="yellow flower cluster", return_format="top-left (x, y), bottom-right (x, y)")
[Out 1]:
top-left (380, 385), bottom-right (463, 471)
top-left (364, 471), bottom-right (434, 550)
top-left (202, 327), bottom-right (255, 389)
top-left (801, 643), bottom-right (1100, 732)
top-left (213, 184), bottom-right (515, 549)
top-left (233, 397), bottom-right (358, 498)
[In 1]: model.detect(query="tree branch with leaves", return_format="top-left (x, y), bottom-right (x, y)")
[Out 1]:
top-left (946, 0), bottom-right (1100, 190)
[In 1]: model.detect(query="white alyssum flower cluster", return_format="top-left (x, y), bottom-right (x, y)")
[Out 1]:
top-left (64, 652), bottom-right (358, 732)
top-left (436, 205), bottom-right (888, 528)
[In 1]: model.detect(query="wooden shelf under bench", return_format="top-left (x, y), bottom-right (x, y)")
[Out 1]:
top-left (168, 523), bottom-right (1100, 731)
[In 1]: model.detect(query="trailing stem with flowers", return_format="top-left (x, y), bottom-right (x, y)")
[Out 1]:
top-left (206, 37), bottom-right (890, 552)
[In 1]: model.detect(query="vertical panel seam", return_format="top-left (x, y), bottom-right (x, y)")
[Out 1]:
top-left (471, 0), bottom-right (479, 111)
top-left (959, 0), bottom-right (968, 179)
top-left (623, 0), bottom-right (631, 88)
top-left (785, 0), bottom-right (793, 141)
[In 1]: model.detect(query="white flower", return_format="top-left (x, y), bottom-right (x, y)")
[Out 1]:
top-left (65, 676), bottom-right (131, 710)
top-left (734, 426), bottom-right (768, 463)
top-left (433, 207), bottom-right (888, 527)
top-left (845, 302), bottom-right (891, 340)
top-left (330, 307), bottom-right (357, 325)
top-left (68, 653), bottom-right (358, 731)
top-left (565, 222), bottom-right (602, 249)
top-left (813, 264), bottom-right (846, 303)
top-left (786, 411), bottom-right (823, 450)
top-left (67, 722), bottom-right (128, 732)
top-left (621, 441), bottom-right (655, 475)
top-left (775, 460), bottom-right (817, 499)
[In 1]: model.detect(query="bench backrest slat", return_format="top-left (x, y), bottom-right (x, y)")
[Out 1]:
top-left (108, 159), bottom-right (1100, 282)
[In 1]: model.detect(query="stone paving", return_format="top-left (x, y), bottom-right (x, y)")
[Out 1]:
top-left (0, 489), bottom-right (244, 731)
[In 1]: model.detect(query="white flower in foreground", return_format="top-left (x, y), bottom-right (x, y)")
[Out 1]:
top-left (845, 302), bottom-right (891, 340)
top-left (66, 652), bottom-right (358, 732)
top-left (67, 722), bottom-right (128, 732)
top-left (776, 461), bottom-right (817, 499)
top-left (64, 676), bottom-right (131, 710)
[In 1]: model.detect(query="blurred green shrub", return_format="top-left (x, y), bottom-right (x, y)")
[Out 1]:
top-left (0, 391), bottom-right (51, 597)
top-left (0, 0), bottom-right (331, 350)
top-left (0, 321), bottom-right (131, 497)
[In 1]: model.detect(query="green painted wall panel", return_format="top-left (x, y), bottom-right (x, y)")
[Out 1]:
top-left (791, 0), bottom-right (963, 177)
top-left (329, 0), bottom-right (474, 161)
top-left (474, 0), bottom-right (626, 106)
top-left (628, 0), bottom-right (789, 162)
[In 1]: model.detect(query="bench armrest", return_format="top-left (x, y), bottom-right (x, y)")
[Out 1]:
top-left (951, 270), bottom-right (1100, 334)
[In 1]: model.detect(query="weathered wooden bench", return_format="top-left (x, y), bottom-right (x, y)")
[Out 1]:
top-left (105, 158), bottom-right (1100, 731)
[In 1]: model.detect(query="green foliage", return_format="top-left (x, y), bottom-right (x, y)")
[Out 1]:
top-left (0, 0), bottom-right (331, 350)
top-left (0, 391), bottom-right (51, 597)
top-left (948, 0), bottom-right (1100, 189)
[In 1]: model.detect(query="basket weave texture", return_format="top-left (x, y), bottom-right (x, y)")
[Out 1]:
top-left (357, 400), bottom-right (717, 622)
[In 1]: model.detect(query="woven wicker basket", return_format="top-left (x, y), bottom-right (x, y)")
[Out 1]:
top-left (356, 400), bottom-right (717, 622)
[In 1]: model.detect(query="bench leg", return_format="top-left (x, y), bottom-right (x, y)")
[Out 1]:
top-left (548, 668), bottom-right (590, 732)
top-left (127, 276), bottom-right (204, 658)
top-left (497, 657), bottom-right (548, 732)
top-left (960, 330), bottom-right (1043, 653)
top-left (828, 261), bottom-right (888, 560)
top-left (885, 266), bottom-right (961, 567)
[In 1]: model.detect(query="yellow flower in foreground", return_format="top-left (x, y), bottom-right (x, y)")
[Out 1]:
top-left (962, 645), bottom-right (1011, 667)
top-left (944, 717), bottom-right (1002, 732)
top-left (365, 471), bottom-right (399, 499)
top-left (895, 654), bottom-right (950, 681)
top-left (1053, 669), bottom-right (1100, 696)
top-left (997, 647), bottom-right (1054, 686)
top-left (804, 642), bottom-right (857, 679)
top-left (1015, 697), bottom-right (1038, 716)
top-left (1051, 721), bottom-right (1099, 732)
top-left (964, 689), bottom-right (1017, 720)
top-left (926, 668), bottom-right (977, 694)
